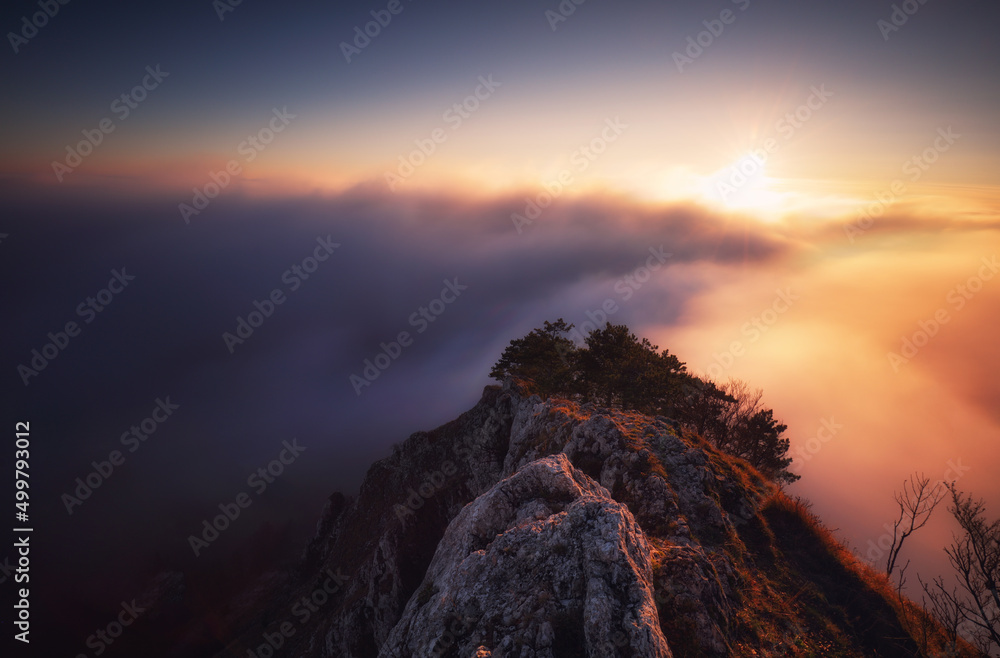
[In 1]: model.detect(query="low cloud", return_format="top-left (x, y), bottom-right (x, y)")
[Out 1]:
top-left (4, 181), bottom-right (998, 640)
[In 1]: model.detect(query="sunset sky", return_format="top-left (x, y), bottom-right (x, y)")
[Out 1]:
top-left (2, 0), bottom-right (999, 651)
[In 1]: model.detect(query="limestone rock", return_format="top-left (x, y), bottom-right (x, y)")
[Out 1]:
top-left (220, 379), bottom-right (964, 658)
top-left (378, 453), bottom-right (672, 657)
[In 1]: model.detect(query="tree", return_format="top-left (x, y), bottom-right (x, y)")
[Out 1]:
top-left (918, 574), bottom-right (965, 657)
top-left (724, 407), bottom-right (797, 485)
top-left (904, 484), bottom-right (1000, 656)
top-left (490, 319), bottom-right (577, 398)
top-left (672, 377), bottom-right (734, 439)
top-left (941, 485), bottom-right (1000, 653)
top-left (716, 380), bottom-right (763, 438)
top-left (490, 321), bottom-right (799, 486)
top-left (683, 379), bottom-right (798, 485)
top-left (576, 323), bottom-right (687, 414)
top-left (884, 473), bottom-right (946, 578)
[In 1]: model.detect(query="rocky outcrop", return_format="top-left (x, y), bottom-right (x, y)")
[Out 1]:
top-left (216, 379), bottom-right (971, 657)
top-left (296, 384), bottom-right (520, 656)
top-left (379, 454), bottom-right (671, 657)
top-left (279, 381), bottom-right (770, 657)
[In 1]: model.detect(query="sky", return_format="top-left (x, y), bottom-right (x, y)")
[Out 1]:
top-left (2, 0), bottom-right (1000, 654)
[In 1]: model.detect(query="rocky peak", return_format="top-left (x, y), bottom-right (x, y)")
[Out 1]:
top-left (380, 453), bottom-right (671, 657)
top-left (216, 380), bottom-right (975, 657)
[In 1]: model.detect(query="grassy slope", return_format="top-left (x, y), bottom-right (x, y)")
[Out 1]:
top-left (724, 490), bottom-right (980, 657)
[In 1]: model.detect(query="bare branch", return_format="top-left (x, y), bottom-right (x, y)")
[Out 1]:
top-left (886, 473), bottom-right (947, 577)
top-left (941, 485), bottom-right (1000, 652)
top-left (919, 574), bottom-right (964, 657)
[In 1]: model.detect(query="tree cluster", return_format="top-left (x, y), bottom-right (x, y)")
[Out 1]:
top-left (490, 319), bottom-right (798, 484)
top-left (889, 475), bottom-right (1000, 656)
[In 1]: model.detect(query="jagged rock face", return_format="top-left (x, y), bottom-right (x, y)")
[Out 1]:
top-left (378, 454), bottom-right (672, 658)
top-left (498, 398), bottom-right (763, 655)
top-left (282, 382), bottom-right (770, 658)
top-left (277, 381), bottom-right (775, 657)
top-left (217, 381), bottom-right (975, 658)
top-left (300, 386), bottom-right (519, 656)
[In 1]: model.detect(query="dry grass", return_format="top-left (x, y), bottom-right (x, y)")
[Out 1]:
top-left (518, 386), bottom-right (980, 656)
top-left (747, 491), bottom-right (981, 657)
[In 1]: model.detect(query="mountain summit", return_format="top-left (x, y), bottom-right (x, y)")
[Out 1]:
top-left (220, 379), bottom-right (973, 657)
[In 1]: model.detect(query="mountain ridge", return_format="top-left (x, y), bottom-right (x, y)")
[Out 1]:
top-left (215, 378), bottom-right (974, 657)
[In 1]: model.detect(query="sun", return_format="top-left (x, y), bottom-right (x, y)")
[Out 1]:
top-left (699, 152), bottom-right (788, 220)
top-left (704, 152), bottom-right (769, 203)
top-left (628, 154), bottom-right (825, 223)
